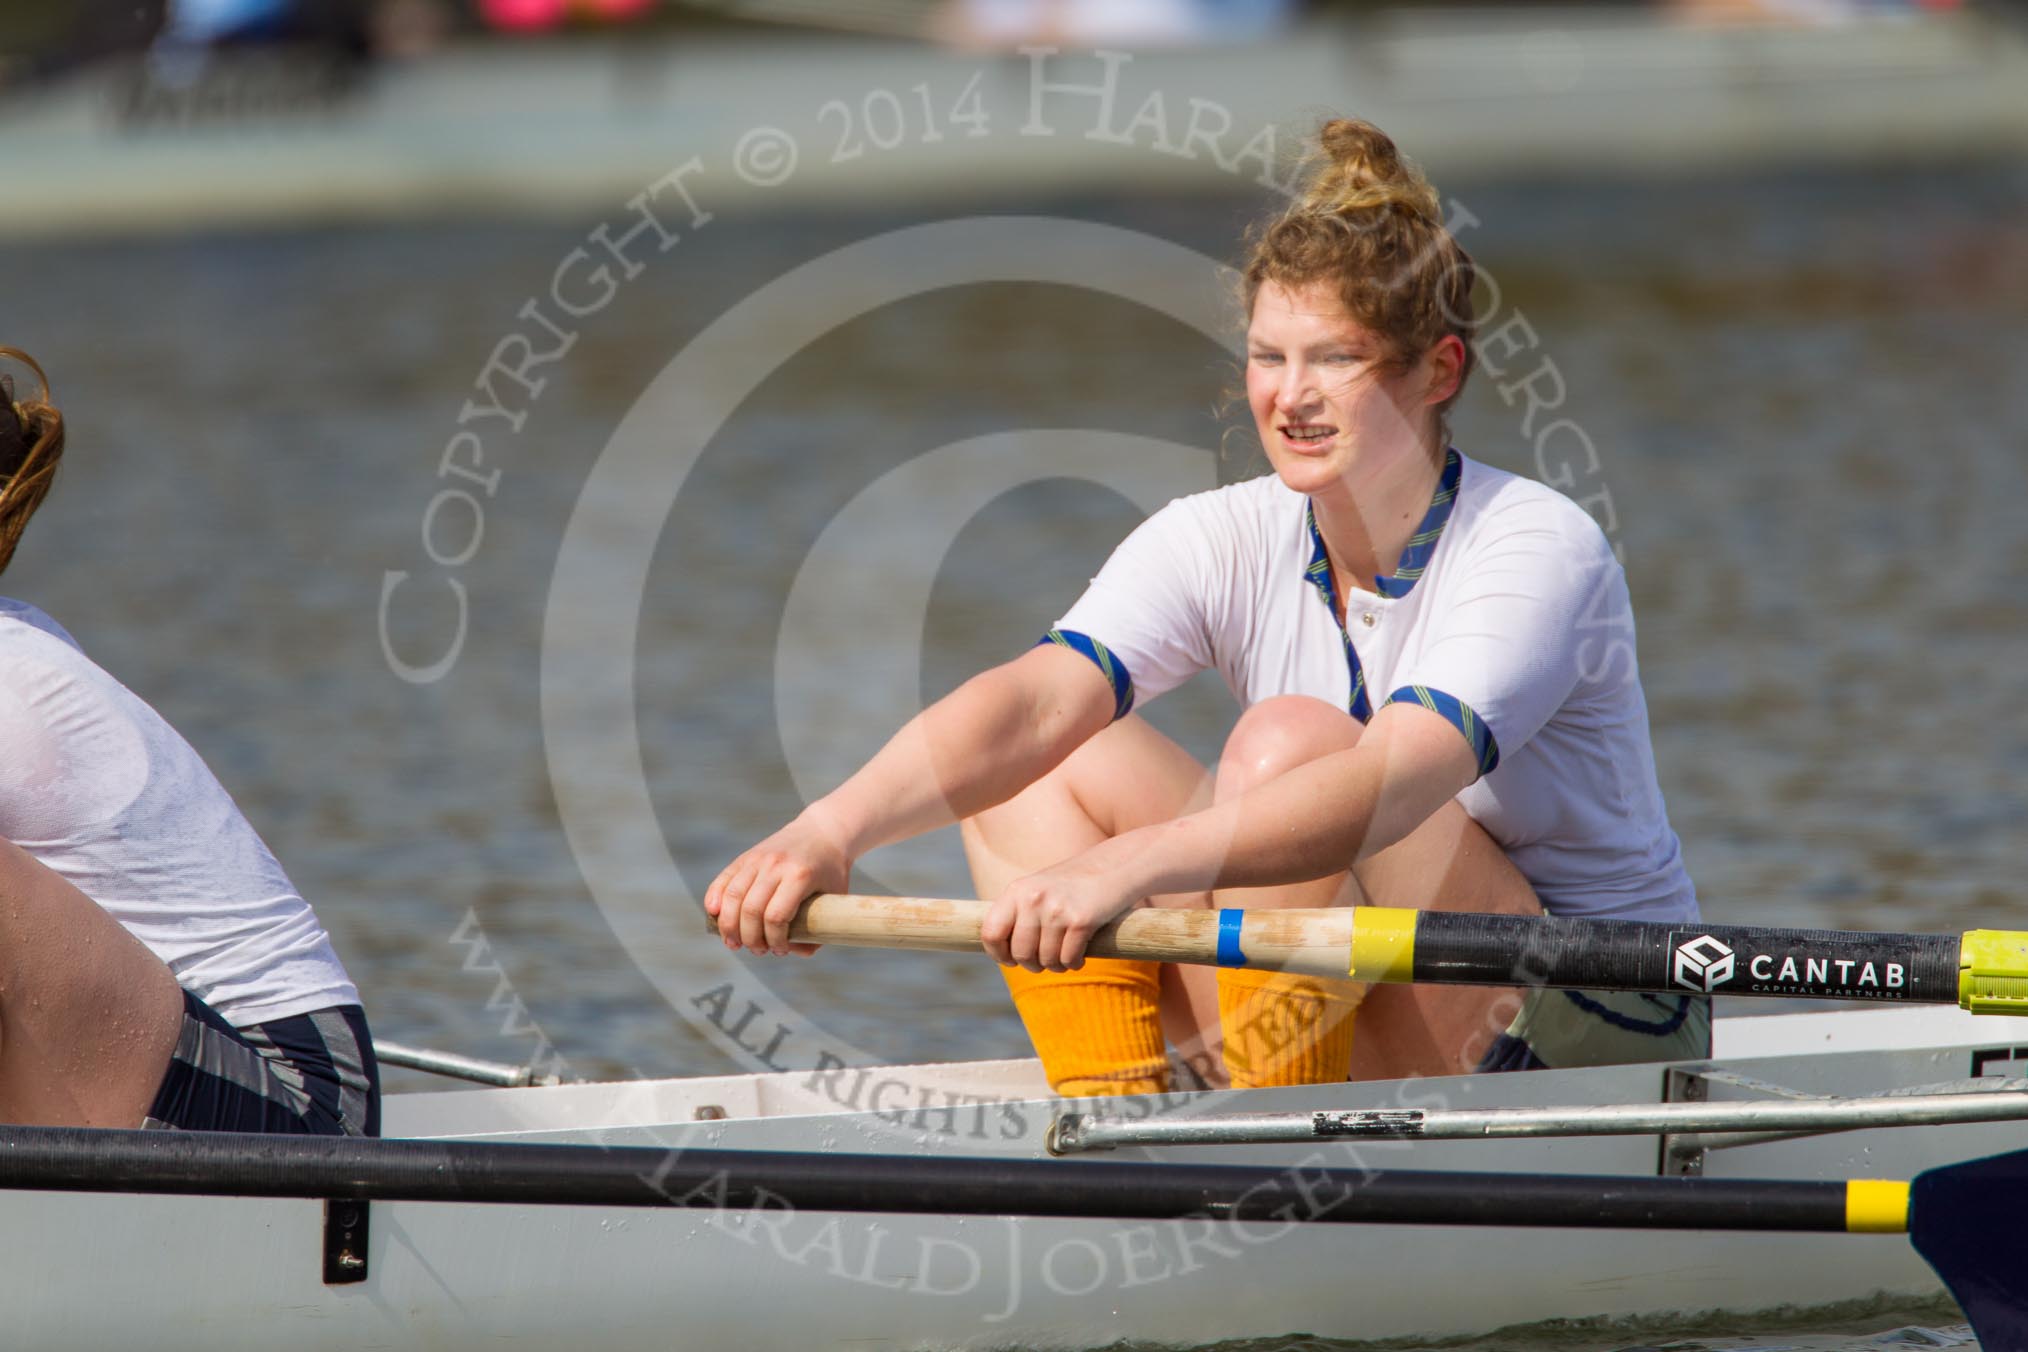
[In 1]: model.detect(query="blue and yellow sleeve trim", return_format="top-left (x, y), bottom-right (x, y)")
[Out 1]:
top-left (1383, 685), bottom-right (1500, 778)
top-left (1038, 629), bottom-right (1135, 721)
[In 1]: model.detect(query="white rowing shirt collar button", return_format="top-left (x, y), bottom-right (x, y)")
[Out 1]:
top-left (1360, 612), bottom-right (1376, 628)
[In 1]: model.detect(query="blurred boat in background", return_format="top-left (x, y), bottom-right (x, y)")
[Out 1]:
top-left (0, 3), bottom-right (2024, 239)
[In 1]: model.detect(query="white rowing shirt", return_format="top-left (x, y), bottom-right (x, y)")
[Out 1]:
top-left (1048, 450), bottom-right (1698, 923)
top-left (0, 598), bottom-right (360, 1025)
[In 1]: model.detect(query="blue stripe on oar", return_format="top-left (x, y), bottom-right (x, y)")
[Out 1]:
top-left (1216, 908), bottom-right (1249, 966)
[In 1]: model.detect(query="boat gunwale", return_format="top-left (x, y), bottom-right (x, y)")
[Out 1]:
top-left (383, 1002), bottom-right (2028, 1142)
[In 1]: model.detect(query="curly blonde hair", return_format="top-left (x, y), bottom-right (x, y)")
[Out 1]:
top-left (0, 347), bottom-right (65, 577)
top-left (1240, 119), bottom-right (1479, 448)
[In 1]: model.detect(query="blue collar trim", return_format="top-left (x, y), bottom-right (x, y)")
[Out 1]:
top-left (1301, 448), bottom-right (1463, 723)
top-left (1304, 447), bottom-right (1462, 605)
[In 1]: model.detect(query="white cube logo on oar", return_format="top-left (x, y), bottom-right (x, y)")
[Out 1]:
top-left (1673, 935), bottom-right (1737, 993)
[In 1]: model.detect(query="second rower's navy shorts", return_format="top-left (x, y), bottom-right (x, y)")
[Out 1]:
top-left (144, 987), bottom-right (380, 1136)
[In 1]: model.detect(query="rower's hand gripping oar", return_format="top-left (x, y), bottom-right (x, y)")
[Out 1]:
top-left (710, 894), bottom-right (2028, 1015)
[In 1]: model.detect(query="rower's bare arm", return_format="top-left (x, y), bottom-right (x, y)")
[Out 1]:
top-left (705, 645), bottom-right (1115, 955)
top-left (820, 645), bottom-right (1119, 855)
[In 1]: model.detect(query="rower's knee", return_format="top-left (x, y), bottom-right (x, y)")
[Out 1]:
top-left (961, 722), bottom-right (1135, 898)
top-left (1216, 695), bottom-right (1360, 799)
top-left (965, 720), bottom-right (1106, 843)
top-left (969, 715), bottom-right (1192, 843)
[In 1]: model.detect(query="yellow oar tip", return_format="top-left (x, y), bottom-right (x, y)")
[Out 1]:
top-left (1959, 930), bottom-right (2028, 1015)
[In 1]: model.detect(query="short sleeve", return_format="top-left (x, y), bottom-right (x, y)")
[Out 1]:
top-left (1048, 497), bottom-right (1221, 713)
top-left (1385, 513), bottom-right (1623, 777)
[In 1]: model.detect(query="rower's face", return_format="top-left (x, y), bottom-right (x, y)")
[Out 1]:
top-left (1245, 280), bottom-right (1439, 495)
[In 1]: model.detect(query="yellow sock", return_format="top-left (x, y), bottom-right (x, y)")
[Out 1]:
top-left (1001, 958), bottom-right (1169, 1097)
top-left (1217, 966), bottom-right (1365, 1088)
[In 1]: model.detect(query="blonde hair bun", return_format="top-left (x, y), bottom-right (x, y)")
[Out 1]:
top-left (1304, 118), bottom-right (1442, 227)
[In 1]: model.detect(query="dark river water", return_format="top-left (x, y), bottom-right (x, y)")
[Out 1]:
top-left (1, 164), bottom-right (2023, 1348)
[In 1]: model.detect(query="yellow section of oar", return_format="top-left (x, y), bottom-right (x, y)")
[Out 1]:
top-left (1844, 1180), bottom-right (1911, 1234)
top-left (1959, 930), bottom-right (2028, 1015)
top-left (1348, 907), bottom-right (1418, 984)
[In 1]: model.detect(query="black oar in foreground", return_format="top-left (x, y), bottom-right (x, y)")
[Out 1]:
top-left (0, 1126), bottom-right (2022, 1344)
top-left (723, 894), bottom-right (2028, 1015)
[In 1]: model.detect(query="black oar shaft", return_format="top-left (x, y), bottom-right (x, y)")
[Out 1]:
top-left (0, 1126), bottom-right (1866, 1232)
top-left (1360, 910), bottom-right (1963, 1006)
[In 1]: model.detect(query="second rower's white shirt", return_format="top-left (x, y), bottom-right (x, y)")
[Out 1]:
top-left (0, 598), bottom-right (360, 1025)
top-left (1052, 452), bottom-right (1697, 923)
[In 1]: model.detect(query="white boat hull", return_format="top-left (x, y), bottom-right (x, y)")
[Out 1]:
top-left (10, 1003), bottom-right (2021, 1349)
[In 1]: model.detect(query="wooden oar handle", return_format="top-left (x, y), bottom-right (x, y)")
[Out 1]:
top-left (705, 893), bottom-right (1355, 975)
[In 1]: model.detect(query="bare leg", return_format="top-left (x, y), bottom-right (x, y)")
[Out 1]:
top-left (968, 696), bottom-right (1541, 1086)
top-left (1213, 696), bottom-right (1541, 1080)
top-left (1346, 805), bottom-right (1542, 1079)
top-left (961, 715), bottom-right (1226, 1086)
top-left (0, 838), bottom-right (184, 1126)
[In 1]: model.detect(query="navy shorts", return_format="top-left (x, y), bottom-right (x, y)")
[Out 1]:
top-left (144, 988), bottom-right (380, 1137)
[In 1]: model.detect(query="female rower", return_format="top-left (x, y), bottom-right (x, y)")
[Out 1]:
top-left (0, 347), bottom-right (378, 1132)
top-left (707, 119), bottom-right (1704, 1092)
